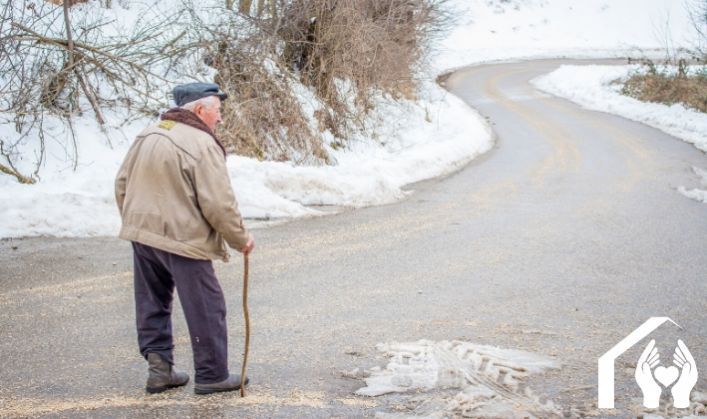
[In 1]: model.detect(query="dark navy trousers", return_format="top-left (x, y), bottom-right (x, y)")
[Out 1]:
top-left (132, 242), bottom-right (229, 384)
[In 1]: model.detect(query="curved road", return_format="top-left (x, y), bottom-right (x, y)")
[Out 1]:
top-left (1, 59), bottom-right (705, 417)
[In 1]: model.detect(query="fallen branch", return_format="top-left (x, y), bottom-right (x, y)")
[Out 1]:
top-left (0, 163), bottom-right (36, 184)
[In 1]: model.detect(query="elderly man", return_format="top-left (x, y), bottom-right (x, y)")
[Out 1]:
top-left (115, 82), bottom-right (254, 395)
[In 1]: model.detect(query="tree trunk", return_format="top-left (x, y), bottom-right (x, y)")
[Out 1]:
top-left (239, 0), bottom-right (253, 15)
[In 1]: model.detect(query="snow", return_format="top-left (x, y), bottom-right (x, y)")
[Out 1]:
top-left (355, 340), bottom-right (560, 418)
top-left (1, 0), bottom-right (704, 238)
top-left (0, 0), bottom-right (494, 238)
top-left (436, 0), bottom-right (700, 71)
top-left (356, 340), bottom-right (707, 417)
top-left (678, 167), bottom-right (707, 204)
top-left (0, 109), bottom-right (140, 237)
top-left (227, 81), bottom-right (493, 217)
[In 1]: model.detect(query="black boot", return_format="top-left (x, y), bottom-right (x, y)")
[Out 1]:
top-left (194, 374), bottom-right (249, 395)
top-left (145, 352), bottom-right (190, 394)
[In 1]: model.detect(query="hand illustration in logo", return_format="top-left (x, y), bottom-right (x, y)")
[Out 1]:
top-left (671, 339), bottom-right (698, 408)
top-left (598, 318), bottom-right (698, 410)
top-left (635, 339), bottom-right (661, 408)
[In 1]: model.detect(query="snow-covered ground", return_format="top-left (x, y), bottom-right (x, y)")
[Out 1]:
top-left (1, 0), bottom-right (703, 238)
top-left (532, 64), bottom-right (707, 203)
top-left (436, 0), bottom-right (700, 71)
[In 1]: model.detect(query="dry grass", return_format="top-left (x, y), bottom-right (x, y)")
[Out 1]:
top-left (278, 0), bottom-right (445, 117)
top-left (212, 46), bottom-right (330, 164)
top-left (622, 62), bottom-right (707, 113)
top-left (206, 0), bottom-right (449, 165)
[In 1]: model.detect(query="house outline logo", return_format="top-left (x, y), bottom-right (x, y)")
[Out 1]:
top-left (598, 317), bottom-right (698, 409)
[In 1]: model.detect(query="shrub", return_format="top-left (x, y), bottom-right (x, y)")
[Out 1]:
top-left (622, 61), bottom-right (707, 113)
top-left (278, 0), bottom-right (448, 128)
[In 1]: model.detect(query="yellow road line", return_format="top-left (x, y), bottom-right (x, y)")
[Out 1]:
top-left (484, 68), bottom-right (583, 186)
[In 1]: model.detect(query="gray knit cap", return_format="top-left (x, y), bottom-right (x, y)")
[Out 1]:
top-left (172, 82), bottom-right (227, 107)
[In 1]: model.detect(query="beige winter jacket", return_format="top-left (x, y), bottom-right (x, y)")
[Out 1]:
top-left (115, 119), bottom-right (249, 262)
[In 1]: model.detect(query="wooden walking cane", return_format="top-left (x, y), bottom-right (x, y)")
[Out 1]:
top-left (240, 253), bottom-right (250, 397)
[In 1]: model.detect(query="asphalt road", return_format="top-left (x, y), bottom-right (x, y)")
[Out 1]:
top-left (1, 59), bottom-right (705, 418)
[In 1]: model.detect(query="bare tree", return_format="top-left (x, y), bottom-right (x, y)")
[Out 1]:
top-left (0, 0), bottom-right (194, 182)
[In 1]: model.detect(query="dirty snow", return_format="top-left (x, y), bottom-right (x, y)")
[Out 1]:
top-left (356, 340), bottom-right (707, 418)
top-left (355, 340), bottom-right (561, 418)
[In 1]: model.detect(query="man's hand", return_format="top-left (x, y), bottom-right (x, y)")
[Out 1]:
top-left (242, 235), bottom-right (255, 255)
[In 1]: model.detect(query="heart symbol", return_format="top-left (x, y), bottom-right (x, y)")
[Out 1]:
top-left (654, 366), bottom-right (679, 387)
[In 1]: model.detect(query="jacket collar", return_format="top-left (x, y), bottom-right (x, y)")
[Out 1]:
top-left (160, 108), bottom-right (226, 157)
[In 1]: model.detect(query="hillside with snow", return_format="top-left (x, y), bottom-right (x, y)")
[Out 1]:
top-left (438, 0), bottom-right (700, 70)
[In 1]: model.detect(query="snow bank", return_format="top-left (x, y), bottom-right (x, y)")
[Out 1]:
top-left (232, 82), bottom-right (492, 212)
top-left (0, 109), bottom-right (142, 237)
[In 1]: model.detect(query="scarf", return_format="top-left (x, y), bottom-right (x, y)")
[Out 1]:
top-left (160, 108), bottom-right (227, 157)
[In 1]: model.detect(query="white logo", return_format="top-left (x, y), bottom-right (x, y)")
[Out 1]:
top-left (598, 317), bottom-right (699, 409)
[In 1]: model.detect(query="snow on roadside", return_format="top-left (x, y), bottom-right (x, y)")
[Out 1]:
top-left (233, 81), bottom-right (492, 212)
top-left (355, 340), bottom-right (561, 418)
top-left (678, 167), bottom-right (707, 204)
top-left (0, 109), bottom-right (142, 238)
